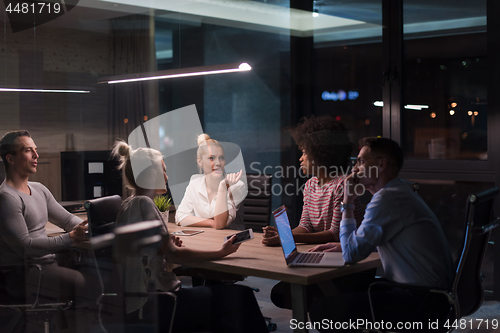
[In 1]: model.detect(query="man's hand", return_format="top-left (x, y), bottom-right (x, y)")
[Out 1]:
top-left (261, 226), bottom-right (281, 246)
top-left (343, 172), bottom-right (360, 204)
top-left (219, 235), bottom-right (241, 256)
top-left (308, 242), bottom-right (342, 252)
top-left (69, 220), bottom-right (88, 243)
top-left (170, 235), bottom-right (183, 247)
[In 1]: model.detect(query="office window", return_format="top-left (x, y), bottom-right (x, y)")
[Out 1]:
top-left (409, 179), bottom-right (496, 293)
top-left (402, 0), bottom-right (487, 160)
top-left (154, 4), bottom-right (291, 212)
top-left (313, 0), bottom-right (383, 145)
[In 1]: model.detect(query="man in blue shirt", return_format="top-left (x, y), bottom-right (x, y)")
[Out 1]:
top-left (308, 137), bottom-right (453, 332)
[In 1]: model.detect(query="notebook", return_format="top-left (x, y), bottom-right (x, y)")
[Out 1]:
top-left (272, 205), bottom-right (345, 267)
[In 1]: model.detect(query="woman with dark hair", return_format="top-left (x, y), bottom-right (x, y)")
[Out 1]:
top-left (111, 141), bottom-right (268, 333)
top-left (261, 116), bottom-right (371, 310)
top-left (262, 115), bottom-right (363, 246)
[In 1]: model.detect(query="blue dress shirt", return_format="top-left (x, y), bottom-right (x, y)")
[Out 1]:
top-left (340, 178), bottom-right (453, 288)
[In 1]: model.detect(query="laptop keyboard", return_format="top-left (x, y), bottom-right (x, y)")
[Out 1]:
top-left (296, 252), bottom-right (324, 264)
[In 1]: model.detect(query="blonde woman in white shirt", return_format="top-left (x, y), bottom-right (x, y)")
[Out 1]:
top-left (175, 134), bottom-right (246, 230)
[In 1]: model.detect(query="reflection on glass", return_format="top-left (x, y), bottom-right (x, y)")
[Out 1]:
top-left (403, 0), bottom-right (487, 160)
top-left (313, 0), bottom-right (383, 145)
top-left (408, 179), bottom-right (495, 291)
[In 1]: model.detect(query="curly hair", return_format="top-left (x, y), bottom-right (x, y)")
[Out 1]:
top-left (287, 116), bottom-right (353, 169)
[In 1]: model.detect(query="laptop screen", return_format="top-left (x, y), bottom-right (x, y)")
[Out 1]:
top-left (272, 206), bottom-right (297, 259)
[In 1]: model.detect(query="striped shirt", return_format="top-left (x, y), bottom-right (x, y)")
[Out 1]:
top-left (298, 175), bottom-right (363, 239)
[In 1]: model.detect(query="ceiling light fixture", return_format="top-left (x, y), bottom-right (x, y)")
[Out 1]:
top-left (98, 62), bottom-right (252, 85)
top-left (0, 87), bottom-right (91, 93)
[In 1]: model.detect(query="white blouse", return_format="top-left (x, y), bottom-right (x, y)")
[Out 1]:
top-left (175, 174), bottom-right (247, 230)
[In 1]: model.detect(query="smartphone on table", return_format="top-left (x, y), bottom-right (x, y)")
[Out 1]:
top-left (172, 230), bottom-right (204, 236)
top-left (224, 228), bottom-right (254, 244)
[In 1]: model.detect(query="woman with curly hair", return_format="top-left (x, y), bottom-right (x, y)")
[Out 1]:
top-left (262, 116), bottom-right (370, 310)
top-left (262, 115), bottom-right (363, 246)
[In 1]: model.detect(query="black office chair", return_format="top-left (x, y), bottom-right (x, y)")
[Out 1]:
top-left (84, 195), bottom-right (122, 237)
top-left (367, 187), bottom-right (500, 333)
top-left (83, 195), bottom-right (124, 329)
top-left (0, 264), bottom-right (70, 333)
top-left (242, 174), bottom-right (276, 330)
top-left (91, 221), bottom-right (177, 333)
top-left (243, 173), bottom-right (272, 232)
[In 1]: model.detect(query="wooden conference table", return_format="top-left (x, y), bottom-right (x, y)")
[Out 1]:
top-left (48, 220), bottom-right (381, 333)
top-left (168, 224), bottom-right (381, 333)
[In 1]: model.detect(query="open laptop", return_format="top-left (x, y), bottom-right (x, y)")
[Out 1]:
top-left (272, 205), bottom-right (345, 267)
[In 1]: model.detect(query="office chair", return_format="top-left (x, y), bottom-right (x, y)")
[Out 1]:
top-left (367, 187), bottom-right (500, 333)
top-left (91, 221), bottom-right (177, 333)
top-left (84, 194), bottom-right (122, 237)
top-left (243, 173), bottom-right (273, 232)
top-left (0, 264), bottom-right (71, 333)
top-left (243, 173), bottom-right (276, 330)
top-left (84, 195), bottom-right (124, 329)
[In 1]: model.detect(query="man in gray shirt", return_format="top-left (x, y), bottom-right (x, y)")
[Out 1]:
top-left (0, 130), bottom-right (88, 303)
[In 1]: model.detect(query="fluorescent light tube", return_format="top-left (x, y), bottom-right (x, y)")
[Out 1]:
top-left (0, 87), bottom-right (90, 93)
top-left (98, 62), bottom-right (252, 85)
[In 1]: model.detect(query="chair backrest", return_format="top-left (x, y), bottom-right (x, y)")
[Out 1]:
top-left (91, 222), bottom-right (177, 333)
top-left (84, 195), bottom-right (122, 237)
top-left (243, 173), bottom-right (272, 231)
top-left (453, 187), bottom-right (499, 318)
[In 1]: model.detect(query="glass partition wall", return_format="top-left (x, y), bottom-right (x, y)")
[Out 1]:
top-left (402, 0), bottom-right (487, 161)
top-left (312, 0), bottom-right (383, 144)
top-left (0, 3), bottom-right (499, 329)
top-left (398, 0), bottom-right (499, 300)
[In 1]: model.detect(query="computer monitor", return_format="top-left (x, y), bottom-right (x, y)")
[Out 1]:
top-left (61, 150), bottom-right (122, 201)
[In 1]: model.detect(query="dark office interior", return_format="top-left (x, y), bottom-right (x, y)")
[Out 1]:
top-left (0, 0), bottom-right (499, 332)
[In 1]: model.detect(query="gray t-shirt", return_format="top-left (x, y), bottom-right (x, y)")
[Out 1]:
top-left (0, 181), bottom-right (82, 266)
